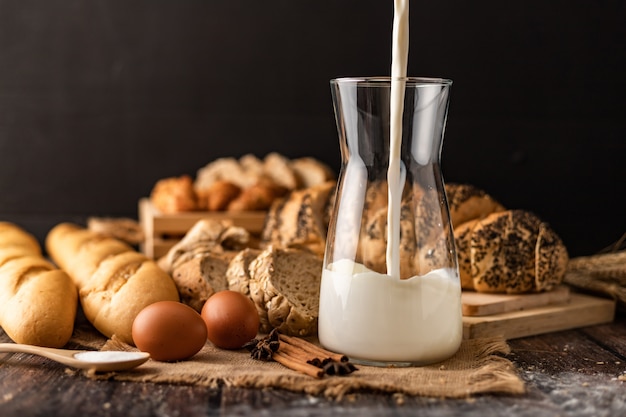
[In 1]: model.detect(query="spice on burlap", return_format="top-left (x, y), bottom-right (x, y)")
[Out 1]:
top-left (70, 326), bottom-right (525, 399)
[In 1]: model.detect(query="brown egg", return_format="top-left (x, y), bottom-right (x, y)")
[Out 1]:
top-left (201, 290), bottom-right (260, 349)
top-left (132, 301), bottom-right (207, 361)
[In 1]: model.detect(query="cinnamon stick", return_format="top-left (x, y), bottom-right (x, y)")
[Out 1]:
top-left (278, 334), bottom-right (348, 362)
top-left (273, 351), bottom-right (324, 378)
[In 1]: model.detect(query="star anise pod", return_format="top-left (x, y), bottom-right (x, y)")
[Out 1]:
top-left (243, 328), bottom-right (280, 361)
top-left (307, 357), bottom-right (358, 376)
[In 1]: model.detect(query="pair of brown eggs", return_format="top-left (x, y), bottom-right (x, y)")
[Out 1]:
top-left (131, 291), bottom-right (260, 362)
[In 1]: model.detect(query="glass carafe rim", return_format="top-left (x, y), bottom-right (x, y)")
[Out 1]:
top-left (331, 76), bottom-right (452, 87)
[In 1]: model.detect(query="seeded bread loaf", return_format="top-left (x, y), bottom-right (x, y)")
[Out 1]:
top-left (0, 222), bottom-right (77, 348)
top-left (453, 219), bottom-right (479, 290)
top-left (461, 210), bottom-right (568, 293)
top-left (261, 181), bottom-right (336, 257)
top-left (248, 245), bottom-right (322, 336)
top-left (445, 183), bottom-right (505, 228)
top-left (46, 223), bottom-right (179, 345)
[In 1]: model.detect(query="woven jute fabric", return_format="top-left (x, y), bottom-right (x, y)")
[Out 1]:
top-left (70, 325), bottom-right (525, 399)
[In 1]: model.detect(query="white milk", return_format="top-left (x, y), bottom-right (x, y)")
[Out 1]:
top-left (319, 0), bottom-right (462, 364)
top-left (318, 260), bottom-right (462, 364)
top-left (386, 0), bottom-right (409, 278)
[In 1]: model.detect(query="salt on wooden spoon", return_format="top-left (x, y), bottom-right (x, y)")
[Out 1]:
top-left (0, 342), bottom-right (150, 372)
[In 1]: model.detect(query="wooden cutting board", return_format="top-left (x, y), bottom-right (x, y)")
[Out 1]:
top-left (462, 285), bottom-right (571, 316)
top-left (462, 292), bottom-right (616, 340)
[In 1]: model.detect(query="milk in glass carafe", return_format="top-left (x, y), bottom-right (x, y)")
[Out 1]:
top-left (318, 77), bottom-right (462, 366)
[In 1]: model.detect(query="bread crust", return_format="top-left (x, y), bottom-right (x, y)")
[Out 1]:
top-left (462, 210), bottom-right (569, 294)
top-left (46, 223), bottom-right (179, 345)
top-left (150, 175), bottom-right (198, 213)
top-left (446, 183), bottom-right (505, 227)
top-left (248, 246), bottom-right (322, 336)
top-left (0, 223), bottom-right (77, 347)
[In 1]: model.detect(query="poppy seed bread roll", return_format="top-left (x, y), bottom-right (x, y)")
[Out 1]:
top-left (46, 223), bottom-right (179, 345)
top-left (465, 210), bottom-right (568, 294)
top-left (445, 183), bottom-right (505, 228)
top-left (0, 222), bottom-right (77, 347)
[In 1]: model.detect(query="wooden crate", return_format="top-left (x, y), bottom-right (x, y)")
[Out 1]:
top-left (138, 198), bottom-right (267, 259)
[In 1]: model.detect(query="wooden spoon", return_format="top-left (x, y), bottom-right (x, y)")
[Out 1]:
top-left (0, 343), bottom-right (150, 372)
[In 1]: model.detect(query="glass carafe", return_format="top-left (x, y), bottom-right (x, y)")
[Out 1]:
top-left (318, 77), bottom-right (462, 366)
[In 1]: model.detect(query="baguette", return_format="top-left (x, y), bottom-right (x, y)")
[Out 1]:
top-left (0, 222), bottom-right (77, 347)
top-left (46, 223), bottom-right (179, 345)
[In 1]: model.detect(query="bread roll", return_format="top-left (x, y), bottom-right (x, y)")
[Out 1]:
top-left (160, 219), bottom-right (250, 274)
top-left (0, 222), bottom-right (77, 347)
top-left (445, 183), bottom-right (505, 228)
top-left (150, 175), bottom-right (198, 214)
top-left (196, 180), bottom-right (241, 211)
top-left (46, 223), bottom-right (179, 345)
top-left (462, 210), bottom-right (568, 293)
top-left (248, 245), bottom-right (322, 336)
top-left (262, 152), bottom-right (300, 190)
top-left (290, 157), bottom-right (335, 188)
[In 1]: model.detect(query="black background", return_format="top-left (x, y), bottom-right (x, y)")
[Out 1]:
top-left (0, 1), bottom-right (624, 257)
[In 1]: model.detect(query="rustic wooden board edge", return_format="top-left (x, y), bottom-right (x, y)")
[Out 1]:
top-left (461, 285), bottom-right (571, 317)
top-left (462, 292), bottom-right (616, 340)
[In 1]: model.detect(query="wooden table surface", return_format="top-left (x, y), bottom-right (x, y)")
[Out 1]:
top-left (2, 312), bottom-right (626, 417)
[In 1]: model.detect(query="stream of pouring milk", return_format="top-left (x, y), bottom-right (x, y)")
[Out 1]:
top-left (386, 0), bottom-right (409, 279)
top-left (318, 0), bottom-right (462, 364)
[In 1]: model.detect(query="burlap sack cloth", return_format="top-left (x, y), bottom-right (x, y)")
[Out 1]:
top-left (72, 325), bottom-right (525, 399)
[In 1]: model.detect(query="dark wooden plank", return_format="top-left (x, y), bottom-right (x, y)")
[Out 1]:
top-left (3, 318), bottom-right (626, 416)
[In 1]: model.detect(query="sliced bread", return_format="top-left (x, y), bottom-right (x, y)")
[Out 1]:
top-left (248, 245), bottom-right (322, 336)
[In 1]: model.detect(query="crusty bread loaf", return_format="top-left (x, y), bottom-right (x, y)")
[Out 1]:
top-left (261, 181), bottom-right (336, 257)
top-left (461, 210), bottom-right (569, 293)
top-left (150, 175), bottom-right (198, 214)
top-left (46, 223), bottom-right (132, 288)
top-left (87, 217), bottom-right (145, 245)
top-left (226, 182), bottom-right (287, 212)
top-left (248, 245), bottom-right (322, 336)
top-left (453, 219), bottom-right (479, 290)
top-left (262, 152), bottom-right (300, 190)
top-left (46, 223), bottom-right (179, 345)
top-left (0, 222), bottom-right (77, 347)
top-left (195, 156), bottom-right (264, 190)
top-left (290, 157), bottom-right (335, 189)
top-left (445, 183), bottom-right (505, 228)
top-left (159, 219), bottom-right (251, 311)
top-left (160, 219), bottom-right (250, 274)
top-left (196, 180), bottom-right (241, 211)
top-left (358, 189), bottom-right (454, 277)
top-left (226, 247), bottom-right (261, 296)
top-left (171, 251), bottom-right (234, 312)
top-left (0, 222), bottom-right (42, 254)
